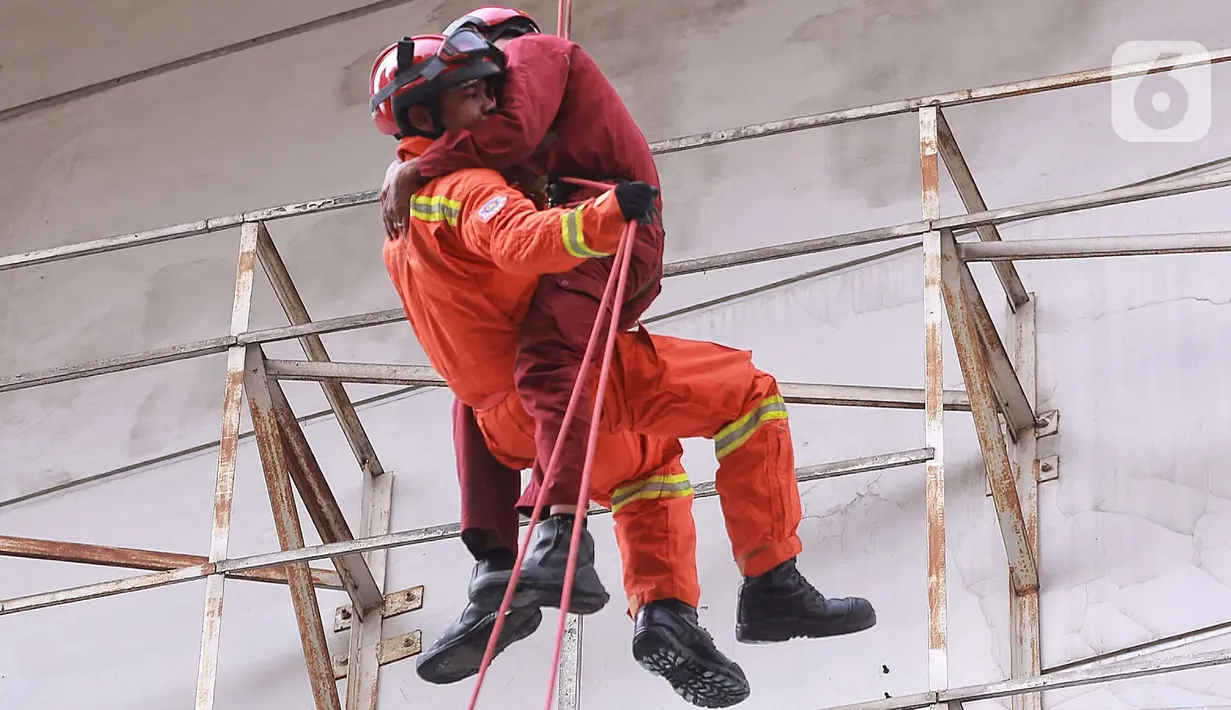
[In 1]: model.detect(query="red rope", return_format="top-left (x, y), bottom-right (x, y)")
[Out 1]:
top-left (465, 179), bottom-right (637, 710)
top-left (556, 0), bottom-right (573, 39)
top-left (541, 216), bottom-right (637, 709)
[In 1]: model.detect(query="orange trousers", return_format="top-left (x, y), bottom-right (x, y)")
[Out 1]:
top-left (472, 328), bottom-right (803, 613)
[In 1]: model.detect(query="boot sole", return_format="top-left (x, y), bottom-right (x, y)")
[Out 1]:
top-left (470, 566), bottom-right (610, 616)
top-left (415, 607), bottom-right (543, 685)
top-left (735, 609), bottom-right (877, 644)
top-left (632, 627), bottom-right (750, 708)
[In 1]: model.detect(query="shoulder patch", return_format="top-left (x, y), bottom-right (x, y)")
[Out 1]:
top-left (476, 194), bottom-right (508, 223)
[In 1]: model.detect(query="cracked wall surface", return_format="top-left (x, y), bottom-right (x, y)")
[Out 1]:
top-left (2, 0), bottom-right (1231, 708)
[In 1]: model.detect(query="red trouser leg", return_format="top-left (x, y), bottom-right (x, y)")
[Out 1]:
top-left (513, 220), bottom-right (664, 515)
top-left (600, 329), bottom-right (804, 578)
top-left (452, 398), bottom-right (522, 560)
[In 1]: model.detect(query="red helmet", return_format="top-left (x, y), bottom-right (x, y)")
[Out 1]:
top-left (443, 6), bottom-right (540, 41)
top-left (368, 31), bottom-right (505, 137)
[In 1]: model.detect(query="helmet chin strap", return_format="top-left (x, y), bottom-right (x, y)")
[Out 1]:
top-left (415, 76), bottom-right (488, 139)
top-left (425, 102), bottom-right (447, 138)
top-left (397, 97), bottom-right (447, 139)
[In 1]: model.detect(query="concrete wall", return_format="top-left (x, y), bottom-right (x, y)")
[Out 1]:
top-left (2, 0), bottom-right (1231, 708)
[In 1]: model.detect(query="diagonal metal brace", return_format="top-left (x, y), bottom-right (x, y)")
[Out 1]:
top-left (935, 107), bottom-right (1029, 310)
top-left (939, 230), bottom-right (1038, 595)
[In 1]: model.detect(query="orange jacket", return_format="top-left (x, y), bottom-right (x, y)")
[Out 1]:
top-left (383, 136), bottom-right (629, 409)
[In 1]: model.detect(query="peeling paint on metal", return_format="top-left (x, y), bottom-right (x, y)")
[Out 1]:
top-left (919, 106), bottom-right (948, 694)
top-left (938, 231), bottom-right (1038, 595)
top-left (0, 534), bottom-right (342, 590)
top-left (244, 346), bottom-right (342, 710)
top-left (254, 222), bottom-right (385, 477)
top-left (195, 222), bottom-right (260, 710)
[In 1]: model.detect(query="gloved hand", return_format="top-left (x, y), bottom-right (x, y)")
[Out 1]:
top-left (613, 180), bottom-right (660, 224)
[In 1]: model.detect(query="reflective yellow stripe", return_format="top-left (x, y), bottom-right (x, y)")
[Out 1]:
top-left (560, 204), bottom-right (610, 259)
top-left (714, 395), bottom-right (788, 459)
top-left (610, 473), bottom-right (693, 513)
top-left (410, 195), bottom-right (461, 227)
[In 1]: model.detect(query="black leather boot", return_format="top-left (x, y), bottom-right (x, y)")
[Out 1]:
top-left (469, 514), bottom-right (609, 615)
top-left (466, 554), bottom-right (515, 601)
top-left (416, 554), bottom-right (542, 684)
top-left (735, 558), bottom-right (876, 644)
top-left (631, 599), bottom-right (750, 708)
top-left (415, 601), bottom-right (543, 684)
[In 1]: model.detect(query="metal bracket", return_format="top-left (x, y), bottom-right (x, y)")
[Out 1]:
top-left (987, 455), bottom-right (1060, 496)
top-left (331, 630), bottom-right (422, 680)
top-left (334, 585), bottom-right (424, 632)
top-left (1036, 455), bottom-right (1059, 483)
top-left (1035, 409), bottom-right (1060, 438)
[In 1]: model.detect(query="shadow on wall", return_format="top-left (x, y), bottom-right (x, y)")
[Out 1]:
top-left (789, 0), bottom-right (1104, 211)
top-left (337, 0), bottom-right (753, 128)
top-left (569, 0), bottom-right (750, 139)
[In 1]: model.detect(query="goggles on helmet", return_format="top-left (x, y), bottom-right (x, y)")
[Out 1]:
top-left (368, 28), bottom-right (505, 115)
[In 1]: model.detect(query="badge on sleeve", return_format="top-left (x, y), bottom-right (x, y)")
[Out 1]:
top-left (476, 194), bottom-right (508, 223)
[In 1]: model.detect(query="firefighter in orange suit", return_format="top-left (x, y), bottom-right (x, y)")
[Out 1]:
top-left (370, 31), bottom-right (877, 708)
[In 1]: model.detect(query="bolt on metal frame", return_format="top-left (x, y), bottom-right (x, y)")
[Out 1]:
top-left (1, 44), bottom-right (1230, 710)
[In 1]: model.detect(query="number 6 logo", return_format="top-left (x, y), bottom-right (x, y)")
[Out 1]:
top-left (1111, 41), bottom-right (1212, 143)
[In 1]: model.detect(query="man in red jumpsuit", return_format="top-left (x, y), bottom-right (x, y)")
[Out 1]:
top-left (377, 4), bottom-right (670, 683)
top-left (380, 3), bottom-right (666, 606)
top-left (369, 26), bottom-right (877, 707)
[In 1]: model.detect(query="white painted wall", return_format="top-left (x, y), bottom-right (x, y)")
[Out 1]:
top-left (2, 0), bottom-right (1231, 708)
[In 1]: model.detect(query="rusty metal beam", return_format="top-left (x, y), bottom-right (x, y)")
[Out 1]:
top-left (950, 157), bottom-right (1231, 240)
top-left (254, 221), bottom-right (385, 477)
top-left (934, 107), bottom-right (1030, 310)
top-left (1046, 617), bottom-right (1231, 673)
top-left (194, 222), bottom-right (259, 710)
top-left (650, 47), bottom-right (1231, 155)
top-left (919, 106), bottom-right (949, 693)
top-left (939, 229), bottom-right (1038, 595)
top-left (267, 381), bottom-right (355, 543)
top-left (243, 345), bottom-right (342, 710)
top-left (265, 359), bottom-right (441, 387)
top-left (343, 471), bottom-right (394, 710)
top-left (959, 231), bottom-right (1231, 261)
top-left (0, 336), bottom-right (233, 395)
top-left (3, 171), bottom-right (1230, 400)
top-left (1006, 295), bottom-right (1042, 710)
top-left (266, 378), bottom-right (383, 615)
top-left (819, 647), bottom-right (1231, 710)
top-left (0, 447), bottom-right (933, 615)
top-left (954, 260), bottom-right (1036, 440)
top-left (557, 615), bottom-right (584, 710)
top-left (0, 534), bottom-right (343, 590)
top-left (261, 359), bottom-right (975, 411)
top-left (0, 167), bottom-right (1225, 300)
top-left (3, 48), bottom-right (1226, 273)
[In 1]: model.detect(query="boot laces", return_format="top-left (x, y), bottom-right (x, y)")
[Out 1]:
top-left (779, 561), bottom-right (829, 605)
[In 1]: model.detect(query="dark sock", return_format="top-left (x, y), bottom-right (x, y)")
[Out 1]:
top-left (481, 547), bottom-right (516, 567)
top-left (548, 510), bottom-right (586, 528)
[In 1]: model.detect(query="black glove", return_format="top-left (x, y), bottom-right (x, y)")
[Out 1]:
top-left (613, 180), bottom-right (660, 224)
top-left (546, 173), bottom-right (579, 207)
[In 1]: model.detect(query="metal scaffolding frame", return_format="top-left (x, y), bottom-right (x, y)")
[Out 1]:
top-left (2, 42), bottom-right (1230, 710)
